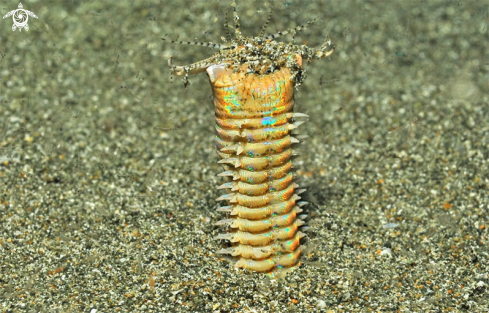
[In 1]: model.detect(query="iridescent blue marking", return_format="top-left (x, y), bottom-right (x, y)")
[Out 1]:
top-left (222, 87), bottom-right (241, 115)
top-left (261, 117), bottom-right (276, 126)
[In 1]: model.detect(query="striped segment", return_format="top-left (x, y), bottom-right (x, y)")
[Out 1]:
top-left (208, 62), bottom-right (307, 274)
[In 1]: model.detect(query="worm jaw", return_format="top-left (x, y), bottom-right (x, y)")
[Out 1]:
top-left (167, 31), bottom-right (334, 88)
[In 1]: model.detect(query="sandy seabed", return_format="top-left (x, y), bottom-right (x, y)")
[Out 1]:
top-left (0, 0), bottom-right (488, 312)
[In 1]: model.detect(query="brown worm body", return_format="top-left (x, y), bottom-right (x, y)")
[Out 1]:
top-left (167, 2), bottom-right (334, 276)
top-left (209, 63), bottom-right (305, 273)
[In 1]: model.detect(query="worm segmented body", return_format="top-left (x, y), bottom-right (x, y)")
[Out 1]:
top-left (167, 2), bottom-right (334, 276)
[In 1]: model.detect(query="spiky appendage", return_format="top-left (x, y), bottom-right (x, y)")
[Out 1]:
top-left (166, 1), bottom-right (334, 277)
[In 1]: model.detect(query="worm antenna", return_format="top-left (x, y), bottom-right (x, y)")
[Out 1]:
top-left (223, 11), bottom-right (232, 42)
top-left (264, 17), bottom-right (317, 41)
top-left (232, 0), bottom-right (243, 39)
top-left (162, 37), bottom-right (221, 49)
top-left (258, 0), bottom-right (274, 38)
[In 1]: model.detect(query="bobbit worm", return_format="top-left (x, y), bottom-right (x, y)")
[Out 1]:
top-left (166, 2), bottom-right (334, 276)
